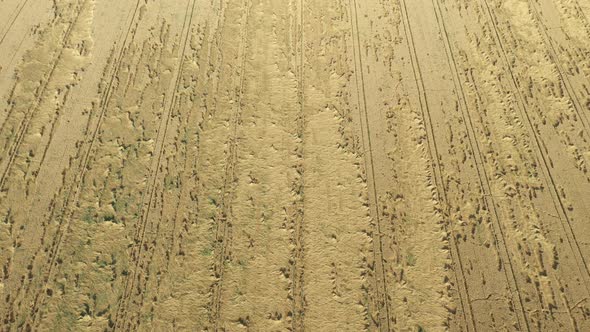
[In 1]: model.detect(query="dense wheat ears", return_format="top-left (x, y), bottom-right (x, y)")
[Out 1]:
top-left (0, 0), bottom-right (589, 331)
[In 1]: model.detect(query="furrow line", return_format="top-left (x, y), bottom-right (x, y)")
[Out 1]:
top-left (349, 0), bottom-right (391, 330)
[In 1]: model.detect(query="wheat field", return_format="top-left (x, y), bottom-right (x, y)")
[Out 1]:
top-left (0, 0), bottom-right (590, 331)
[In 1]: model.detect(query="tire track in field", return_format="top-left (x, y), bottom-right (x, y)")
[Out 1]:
top-left (151, 0), bottom-right (232, 325)
top-left (0, 0), bottom-right (87, 279)
top-left (163, 30), bottom-right (208, 272)
top-left (0, 0), bottom-right (92, 326)
top-left (569, 0), bottom-right (590, 25)
top-left (526, 0), bottom-right (590, 130)
top-left (163, 0), bottom-right (228, 275)
top-left (33, 82), bottom-right (77, 183)
top-left (394, 1), bottom-right (484, 331)
top-left (398, 0), bottom-right (561, 330)
top-left (427, 0), bottom-right (537, 330)
top-left (209, 0), bottom-right (252, 328)
top-left (8, 0), bottom-right (145, 328)
top-left (161, 0), bottom-right (228, 281)
top-left (111, 0), bottom-right (197, 329)
top-left (290, 0), bottom-right (306, 329)
top-left (477, 0), bottom-right (590, 291)
top-left (0, 0), bottom-right (30, 47)
top-left (348, 0), bottom-right (391, 330)
top-left (30, 20), bottom-right (178, 330)
top-left (0, 0), bottom-right (87, 192)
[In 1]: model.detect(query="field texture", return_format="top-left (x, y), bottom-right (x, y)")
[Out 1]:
top-left (1, 0), bottom-right (590, 331)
